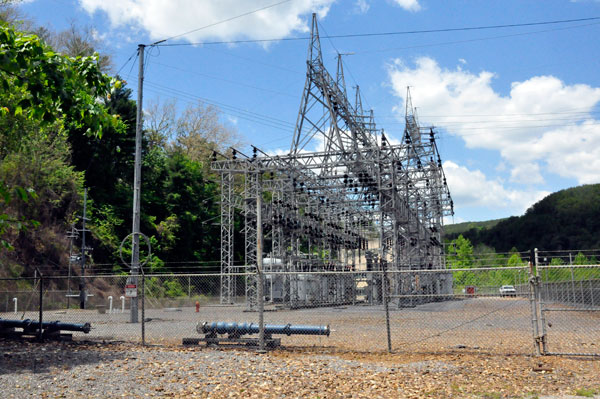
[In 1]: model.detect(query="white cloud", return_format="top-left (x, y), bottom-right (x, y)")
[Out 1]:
top-left (78, 0), bottom-right (334, 43)
top-left (443, 161), bottom-right (550, 214)
top-left (507, 121), bottom-right (600, 184)
top-left (389, 0), bottom-right (421, 12)
top-left (90, 28), bottom-right (106, 42)
top-left (509, 163), bottom-right (544, 185)
top-left (353, 0), bottom-right (370, 14)
top-left (388, 57), bottom-right (600, 185)
top-left (269, 133), bottom-right (325, 156)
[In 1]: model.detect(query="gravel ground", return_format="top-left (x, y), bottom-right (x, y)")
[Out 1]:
top-left (4, 297), bottom-right (585, 354)
top-left (1, 339), bottom-right (599, 398)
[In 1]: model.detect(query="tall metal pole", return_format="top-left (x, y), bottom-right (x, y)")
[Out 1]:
top-left (130, 44), bottom-right (145, 323)
top-left (257, 183), bottom-right (265, 352)
top-left (534, 248), bottom-right (547, 354)
top-left (38, 268), bottom-right (43, 342)
top-left (66, 224), bottom-right (77, 310)
top-left (79, 188), bottom-right (87, 309)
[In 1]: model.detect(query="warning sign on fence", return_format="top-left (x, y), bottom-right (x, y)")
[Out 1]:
top-left (125, 284), bottom-right (137, 298)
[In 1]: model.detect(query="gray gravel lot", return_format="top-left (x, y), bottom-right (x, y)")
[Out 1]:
top-left (2, 296), bottom-right (598, 356)
top-left (1, 340), bottom-right (599, 398)
top-left (1, 296), bottom-right (599, 398)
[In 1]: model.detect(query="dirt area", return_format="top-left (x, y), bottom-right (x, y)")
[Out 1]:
top-left (0, 339), bottom-right (599, 398)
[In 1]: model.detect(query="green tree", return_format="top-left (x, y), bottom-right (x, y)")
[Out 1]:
top-left (506, 253), bottom-right (526, 267)
top-left (447, 234), bottom-right (474, 268)
top-left (0, 24), bottom-right (121, 135)
top-left (0, 22), bottom-right (122, 268)
top-left (0, 124), bottom-right (83, 259)
top-left (573, 252), bottom-right (589, 265)
top-left (140, 148), bottom-right (220, 269)
top-left (549, 257), bottom-right (565, 266)
top-left (447, 235), bottom-right (476, 289)
top-left (145, 99), bottom-right (242, 172)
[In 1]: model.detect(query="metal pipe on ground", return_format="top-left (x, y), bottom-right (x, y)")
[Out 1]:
top-left (197, 321), bottom-right (330, 337)
top-left (0, 318), bottom-right (91, 334)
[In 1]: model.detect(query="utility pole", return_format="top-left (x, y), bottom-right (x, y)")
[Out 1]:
top-left (129, 44), bottom-right (145, 323)
top-left (79, 188), bottom-right (88, 309)
top-left (66, 224), bottom-right (78, 309)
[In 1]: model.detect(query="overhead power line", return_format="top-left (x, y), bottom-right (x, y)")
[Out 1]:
top-left (352, 21), bottom-right (600, 55)
top-left (151, 61), bottom-right (297, 98)
top-left (150, 0), bottom-right (294, 45)
top-left (156, 16), bottom-right (600, 47)
top-left (136, 78), bottom-right (296, 132)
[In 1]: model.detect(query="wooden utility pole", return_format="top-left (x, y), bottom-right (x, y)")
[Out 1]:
top-left (129, 44), bottom-right (145, 323)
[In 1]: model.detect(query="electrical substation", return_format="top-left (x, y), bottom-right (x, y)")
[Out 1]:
top-left (212, 15), bottom-right (454, 310)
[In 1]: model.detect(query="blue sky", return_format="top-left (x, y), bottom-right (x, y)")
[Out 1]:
top-left (18, 0), bottom-right (600, 222)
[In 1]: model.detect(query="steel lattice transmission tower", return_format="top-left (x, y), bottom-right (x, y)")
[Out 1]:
top-left (212, 14), bottom-right (453, 308)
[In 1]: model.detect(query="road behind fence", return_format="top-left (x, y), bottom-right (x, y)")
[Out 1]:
top-left (0, 265), bottom-right (598, 357)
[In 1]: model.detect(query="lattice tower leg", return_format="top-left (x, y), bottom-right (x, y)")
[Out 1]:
top-left (220, 172), bottom-right (235, 304)
top-left (244, 171), bottom-right (259, 310)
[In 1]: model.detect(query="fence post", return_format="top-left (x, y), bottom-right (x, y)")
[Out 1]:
top-left (570, 267), bottom-right (576, 304)
top-left (382, 259), bottom-right (392, 353)
top-left (529, 250), bottom-right (541, 356)
top-left (37, 268), bottom-right (43, 342)
top-left (535, 249), bottom-right (548, 354)
top-left (141, 271), bottom-right (146, 346)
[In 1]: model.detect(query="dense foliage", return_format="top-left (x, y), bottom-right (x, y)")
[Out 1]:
top-left (444, 218), bottom-right (506, 236)
top-left (0, 21), bottom-right (121, 270)
top-left (0, 19), bottom-right (233, 277)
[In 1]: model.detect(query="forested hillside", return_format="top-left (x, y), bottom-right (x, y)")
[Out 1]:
top-left (0, 8), bottom-right (243, 277)
top-left (447, 184), bottom-right (600, 252)
top-left (444, 218), bottom-right (506, 236)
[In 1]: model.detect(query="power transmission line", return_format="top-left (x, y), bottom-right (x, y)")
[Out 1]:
top-left (352, 21), bottom-right (600, 55)
top-left (156, 16), bottom-right (600, 47)
top-left (372, 108), bottom-right (600, 121)
top-left (151, 61), bottom-right (297, 98)
top-left (150, 0), bottom-right (294, 45)
top-left (134, 78), bottom-right (296, 132)
top-left (116, 49), bottom-right (138, 76)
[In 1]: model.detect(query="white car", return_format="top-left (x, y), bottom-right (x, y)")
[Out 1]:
top-left (499, 285), bottom-right (517, 297)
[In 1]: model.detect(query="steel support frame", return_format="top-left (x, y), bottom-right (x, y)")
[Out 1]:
top-left (213, 14), bottom-right (453, 309)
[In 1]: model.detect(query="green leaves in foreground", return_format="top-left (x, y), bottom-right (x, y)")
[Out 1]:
top-left (0, 23), bottom-right (124, 136)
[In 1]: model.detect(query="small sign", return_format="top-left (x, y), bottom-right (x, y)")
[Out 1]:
top-left (125, 284), bottom-right (137, 298)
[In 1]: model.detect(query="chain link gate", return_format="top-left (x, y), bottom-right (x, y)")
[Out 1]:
top-left (530, 249), bottom-right (600, 357)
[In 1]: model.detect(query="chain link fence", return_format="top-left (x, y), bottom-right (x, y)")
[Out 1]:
top-left (0, 277), bottom-right (41, 316)
top-left (1, 262), bottom-right (598, 356)
top-left (536, 265), bottom-right (600, 356)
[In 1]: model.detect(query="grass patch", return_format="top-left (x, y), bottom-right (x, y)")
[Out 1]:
top-left (480, 392), bottom-right (502, 399)
top-left (574, 387), bottom-right (599, 397)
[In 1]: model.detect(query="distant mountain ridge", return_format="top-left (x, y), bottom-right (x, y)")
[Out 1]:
top-left (445, 184), bottom-right (600, 252)
top-left (444, 218), bottom-right (507, 236)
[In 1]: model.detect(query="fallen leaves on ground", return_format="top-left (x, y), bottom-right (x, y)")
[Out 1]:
top-left (0, 339), bottom-right (599, 398)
